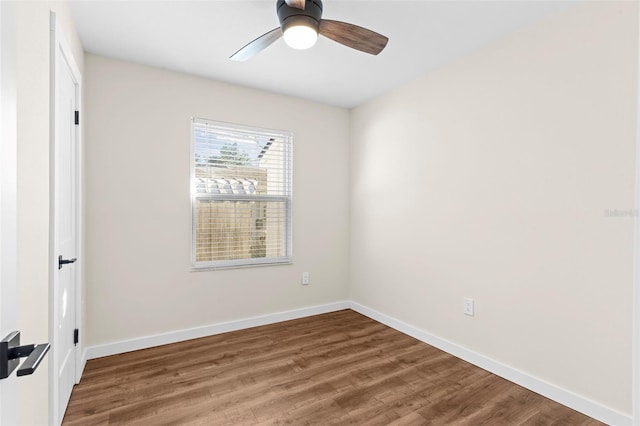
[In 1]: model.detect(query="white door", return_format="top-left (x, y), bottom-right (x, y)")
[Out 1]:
top-left (0, 1), bottom-right (18, 424)
top-left (51, 15), bottom-right (81, 424)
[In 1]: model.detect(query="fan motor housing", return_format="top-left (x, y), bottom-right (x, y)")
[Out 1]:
top-left (276, 0), bottom-right (323, 27)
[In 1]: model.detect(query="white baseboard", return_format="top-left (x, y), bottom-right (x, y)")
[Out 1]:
top-left (349, 301), bottom-right (631, 426)
top-left (81, 299), bottom-right (630, 425)
top-left (84, 301), bottom-right (350, 361)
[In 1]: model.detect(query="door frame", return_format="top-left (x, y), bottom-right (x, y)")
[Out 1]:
top-left (49, 11), bottom-right (83, 425)
top-left (0, 1), bottom-right (18, 424)
top-left (634, 8), bottom-right (640, 426)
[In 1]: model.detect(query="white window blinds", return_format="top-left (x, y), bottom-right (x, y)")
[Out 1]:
top-left (191, 118), bottom-right (292, 269)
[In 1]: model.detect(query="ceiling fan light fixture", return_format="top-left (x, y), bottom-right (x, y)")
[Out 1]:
top-left (230, 0), bottom-right (389, 61)
top-left (282, 16), bottom-right (318, 50)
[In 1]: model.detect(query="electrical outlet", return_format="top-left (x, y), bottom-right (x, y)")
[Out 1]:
top-left (302, 272), bottom-right (310, 285)
top-left (463, 297), bottom-right (474, 316)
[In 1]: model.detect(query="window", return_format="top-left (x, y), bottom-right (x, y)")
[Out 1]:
top-left (191, 118), bottom-right (292, 269)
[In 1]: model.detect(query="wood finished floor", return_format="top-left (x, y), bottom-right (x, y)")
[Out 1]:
top-left (63, 310), bottom-right (603, 425)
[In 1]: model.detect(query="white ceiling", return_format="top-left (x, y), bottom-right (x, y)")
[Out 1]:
top-left (70, 1), bottom-right (572, 108)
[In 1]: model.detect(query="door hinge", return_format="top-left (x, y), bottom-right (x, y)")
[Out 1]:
top-left (73, 329), bottom-right (79, 346)
top-left (74, 110), bottom-right (79, 125)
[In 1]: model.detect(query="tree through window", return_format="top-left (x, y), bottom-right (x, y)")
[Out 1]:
top-left (191, 118), bottom-right (292, 269)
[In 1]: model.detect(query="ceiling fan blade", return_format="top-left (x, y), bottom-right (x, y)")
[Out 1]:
top-left (285, 0), bottom-right (306, 10)
top-left (230, 27), bottom-right (283, 62)
top-left (319, 19), bottom-right (388, 55)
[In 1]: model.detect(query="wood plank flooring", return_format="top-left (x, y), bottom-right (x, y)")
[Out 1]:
top-left (63, 310), bottom-right (603, 425)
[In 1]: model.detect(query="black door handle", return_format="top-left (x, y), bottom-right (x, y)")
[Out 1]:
top-left (16, 343), bottom-right (50, 376)
top-left (1, 331), bottom-right (50, 379)
top-left (58, 255), bottom-right (77, 269)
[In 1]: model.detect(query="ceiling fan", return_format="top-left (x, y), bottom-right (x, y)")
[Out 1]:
top-left (230, 0), bottom-right (389, 61)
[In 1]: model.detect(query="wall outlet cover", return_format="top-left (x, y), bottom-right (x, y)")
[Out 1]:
top-left (463, 297), bottom-right (474, 316)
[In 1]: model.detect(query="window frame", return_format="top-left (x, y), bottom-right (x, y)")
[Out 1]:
top-left (190, 117), bottom-right (293, 270)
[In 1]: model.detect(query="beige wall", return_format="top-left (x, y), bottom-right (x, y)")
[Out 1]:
top-left (83, 54), bottom-right (350, 347)
top-left (15, 1), bottom-right (83, 424)
top-left (350, 2), bottom-right (637, 416)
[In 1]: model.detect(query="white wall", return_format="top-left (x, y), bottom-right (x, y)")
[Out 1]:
top-left (15, 1), bottom-right (83, 424)
top-left (350, 2), bottom-right (637, 417)
top-left (83, 54), bottom-right (350, 347)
